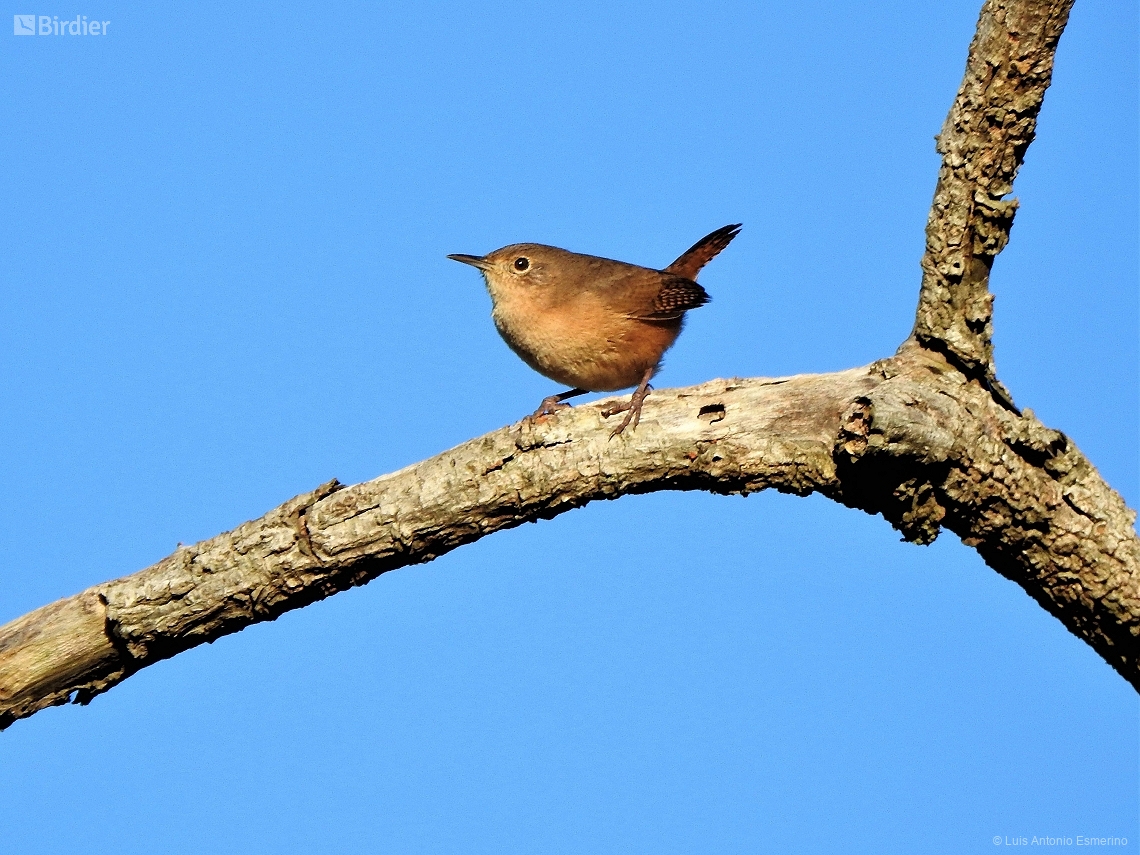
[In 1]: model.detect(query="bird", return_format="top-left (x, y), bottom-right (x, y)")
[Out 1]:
top-left (448, 223), bottom-right (741, 435)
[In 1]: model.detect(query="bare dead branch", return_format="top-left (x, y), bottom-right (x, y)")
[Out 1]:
top-left (2, 353), bottom-right (1137, 729)
top-left (912, 0), bottom-right (1074, 405)
top-left (0, 371), bottom-right (864, 728)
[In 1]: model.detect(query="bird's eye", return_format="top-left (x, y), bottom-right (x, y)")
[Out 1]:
top-left (513, 257), bottom-right (530, 271)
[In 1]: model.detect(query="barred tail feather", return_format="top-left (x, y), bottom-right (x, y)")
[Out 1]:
top-left (664, 223), bottom-right (742, 280)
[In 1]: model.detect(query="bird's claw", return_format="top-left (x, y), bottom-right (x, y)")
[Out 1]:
top-left (601, 397), bottom-right (642, 437)
top-left (529, 395), bottom-right (572, 421)
top-left (599, 401), bottom-right (629, 419)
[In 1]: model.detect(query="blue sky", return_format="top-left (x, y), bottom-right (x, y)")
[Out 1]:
top-left (1, 1), bottom-right (1136, 852)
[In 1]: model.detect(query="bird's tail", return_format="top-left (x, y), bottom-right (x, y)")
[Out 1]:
top-left (664, 223), bottom-right (742, 280)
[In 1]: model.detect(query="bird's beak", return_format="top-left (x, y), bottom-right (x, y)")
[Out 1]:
top-left (447, 254), bottom-right (492, 271)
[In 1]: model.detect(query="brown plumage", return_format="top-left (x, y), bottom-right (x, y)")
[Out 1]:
top-left (664, 223), bottom-right (743, 281)
top-left (448, 223), bottom-right (741, 435)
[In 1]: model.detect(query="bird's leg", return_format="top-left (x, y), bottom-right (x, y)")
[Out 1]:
top-left (531, 388), bottom-right (588, 419)
top-left (601, 368), bottom-right (654, 436)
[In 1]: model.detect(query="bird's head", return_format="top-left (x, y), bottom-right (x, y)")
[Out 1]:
top-left (447, 243), bottom-right (572, 304)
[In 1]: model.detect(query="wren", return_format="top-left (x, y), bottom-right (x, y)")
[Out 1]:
top-left (448, 223), bottom-right (741, 435)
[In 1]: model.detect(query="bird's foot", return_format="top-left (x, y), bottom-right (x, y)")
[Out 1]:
top-left (531, 394), bottom-right (573, 419)
top-left (602, 385), bottom-right (652, 437)
top-left (525, 389), bottom-right (588, 425)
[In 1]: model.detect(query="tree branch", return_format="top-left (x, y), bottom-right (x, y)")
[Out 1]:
top-left (0, 370), bottom-right (868, 728)
top-left (3, 351), bottom-right (1137, 728)
top-left (912, 0), bottom-right (1074, 406)
top-left (2, 0), bottom-right (1135, 730)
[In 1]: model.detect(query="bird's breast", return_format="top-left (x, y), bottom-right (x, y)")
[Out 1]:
top-left (491, 291), bottom-right (682, 392)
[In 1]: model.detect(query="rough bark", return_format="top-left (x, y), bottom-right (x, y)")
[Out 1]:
top-left (912, 0), bottom-right (1073, 406)
top-left (2, 0), bottom-right (1135, 730)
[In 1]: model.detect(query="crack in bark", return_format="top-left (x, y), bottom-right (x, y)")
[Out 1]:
top-left (290, 479), bottom-right (345, 565)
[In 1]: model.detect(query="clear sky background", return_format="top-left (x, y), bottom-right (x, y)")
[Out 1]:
top-left (1, 2), bottom-right (1136, 852)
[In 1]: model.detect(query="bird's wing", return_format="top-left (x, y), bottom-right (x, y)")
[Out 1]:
top-left (623, 275), bottom-right (709, 321)
top-left (664, 223), bottom-right (742, 281)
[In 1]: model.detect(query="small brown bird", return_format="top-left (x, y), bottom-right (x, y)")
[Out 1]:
top-left (448, 223), bottom-right (741, 435)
